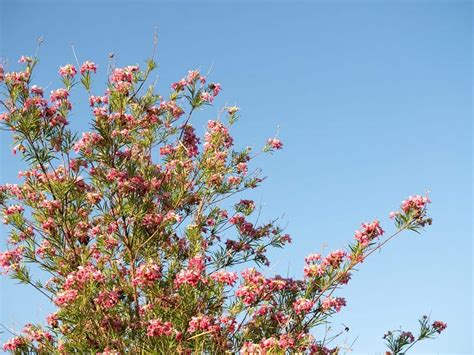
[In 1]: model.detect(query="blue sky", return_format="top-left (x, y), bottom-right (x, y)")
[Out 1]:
top-left (0, 0), bottom-right (472, 353)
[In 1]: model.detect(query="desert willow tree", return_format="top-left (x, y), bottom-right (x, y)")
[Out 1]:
top-left (0, 44), bottom-right (445, 354)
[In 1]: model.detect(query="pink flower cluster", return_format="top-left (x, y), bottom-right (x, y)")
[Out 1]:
top-left (132, 263), bottom-right (162, 288)
top-left (171, 69), bottom-right (206, 92)
top-left (354, 219), bottom-right (384, 247)
top-left (59, 64), bottom-right (77, 78)
top-left (80, 61), bottom-right (97, 75)
top-left (146, 319), bottom-right (174, 337)
top-left (210, 270), bottom-right (238, 286)
top-left (2, 337), bottom-right (26, 351)
top-left (236, 269), bottom-right (296, 306)
top-left (22, 324), bottom-right (53, 344)
top-left (95, 290), bottom-right (119, 309)
top-left (109, 66), bottom-right (138, 93)
top-left (174, 255), bottom-right (206, 288)
top-left (432, 320), bottom-right (447, 333)
top-left (63, 265), bottom-right (104, 290)
top-left (204, 120), bottom-right (234, 151)
top-left (267, 138), bottom-right (283, 150)
top-left (188, 315), bottom-right (218, 334)
top-left (321, 297), bottom-right (346, 312)
top-left (303, 250), bottom-right (348, 278)
top-left (242, 333), bottom-right (320, 354)
top-left (73, 132), bottom-right (103, 154)
top-left (401, 194), bottom-right (431, 214)
top-left (182, 125), bottom-right (200, 157)
top-left (50, 88), bottom-right (69, 102)
top-left (54, 289), bottom-right (78, 306)
top-left (293, 298), bottom-right (315, 315)
top-left (0, 247), bottom-right (23, 273)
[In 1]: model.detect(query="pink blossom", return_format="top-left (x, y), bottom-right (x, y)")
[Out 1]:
top-left (54, 289), bottom-right (78, 306)
top-left (278, 334), bottom-right (296, 349)
top-left (95, 290), bottom-right (119, 309)
top-left (210, 270), bottom-right (238, 286)
top-left (50, 88), bottom-right (69, 102)
top-left (321, 297), bottom-right (346, 312)
top-left (303, 263), bottom-right (326, 278)
top-left (401, 194), bottom-right (431, 214)
top-left (30, 85), bottom-right (44, 96)
top-left (4, 204), bottom-right (24, 216)
top-left (354, 219), bottom-right (384, 247)
top-left (171, 79), bottom-right (187, 91)
top-left (147, 319), bottom-right (174, 337)
top-left (0, 247), bottom-right (23, 273)
top-left (200, 91), bottom-right (214, 103)
top-left (323, 249), bottom-right (347, 268)
top-left (59, 64), bottom-right (77, 77)
top-left (267, 138), bottom-right (283, 150)
top-left (133, 263), bottom-right (162, 287)
top-left (293, 298), bottom-right (315, 315)
top-left (2, 336), bottom-right (26, 351)
top-left (18, 56), bottom-right (33, 63)
top-left (304, 253), bottom-right (322, 264)
top-left (187, 315), bottom-right (217, 334)
top-left (210, 83), bottom-right (221, 96)
top-left (46, 312), bottom-right (59, 328)
top-left (174, 256), bottom-right (206, 288)
top-left (80, 61), bottom-right (97, 75)
top-left (186, 70), bottom-right (200, 84)
top-left (432, 320), bottom-right (447, 333)
top-left (260, 337), bottom-right (278, 350)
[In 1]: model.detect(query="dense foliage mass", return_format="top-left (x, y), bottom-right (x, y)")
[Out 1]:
top-left (0, 47), bottom-right (445, 354)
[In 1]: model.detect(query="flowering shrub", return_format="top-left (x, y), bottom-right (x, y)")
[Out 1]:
top-left (0, 45), bottom-right (446, 354)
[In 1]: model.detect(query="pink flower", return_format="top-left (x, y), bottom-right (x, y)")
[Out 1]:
top-left (95, 290), bottom-right (119, 309)
top-left (323, 249), bottom-right (347, 268)
top-left (54, 289), bottom-right (78, 306)
top-left (210, 270), bottom-right (238, 286)
top-left (50, 88), bottom-right (69, 102)
top-left (401, 194), bottom-right (431, 214)
top-left (200, 91), bottom-right (214, 103)
top-left (2, 336), bottom-right (26, 351)
top-left (186, 70), bottom-right (200, 84)
top-left (174, 256), bottom-right (206, 288)
top-left (171, 79), bottom-right (187, 91)
top-left (303, 263), bottom-right (326, 278)
top-left (133, 263), bottom-right (162, 287)
top-left (4, 204), bottom-right (24, 216)
top-left (321, 297), bottom-right (346, 312)
top-left (210, 83), bottom-right (221, 96)
top-left (432, 320), bottom-right (447, 333)
top-left (401, 331), bottom-right (415, 343)
top-left (267, 138), bottom-right (283, 150)
top-left (80, 61), bottom-right (97, 75)
top-left (293, 298), bottom-right (315, 315)
top-left (354, 219), bottom-right (384, 247)
top-left (0, 247), bottom-right (23, 273)
top-left (30, 85), bottom-right (44, 96)
top-left (18, 56), bottom-right (33, 63)
top-left (304, 253), bottom-right (321, 264)
top-left (260, 337), bottom-right (278, 350)
top-left (147, 319), bottom-right (174, 337)
top-left (46, 312), bottom-right (59, 328)
top-left (187, 315), bottom-right (217, 334)
top-left (59, 64), bottom-right (77, 78)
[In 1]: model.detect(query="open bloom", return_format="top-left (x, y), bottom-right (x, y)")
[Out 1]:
top-left (59, 64), bottom-right (77, 77)
top-left (80, 61), bottom-right (97, 74)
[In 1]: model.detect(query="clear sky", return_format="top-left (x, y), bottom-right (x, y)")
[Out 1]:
top-left (0, 0), bottom-right (472, 353)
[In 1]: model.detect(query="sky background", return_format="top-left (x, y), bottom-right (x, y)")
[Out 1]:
top-left (0, 0), bottom-right (472, 353)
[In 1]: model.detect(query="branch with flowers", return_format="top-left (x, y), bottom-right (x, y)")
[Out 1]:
top-left (0, 44), bottom-right (446, 354)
